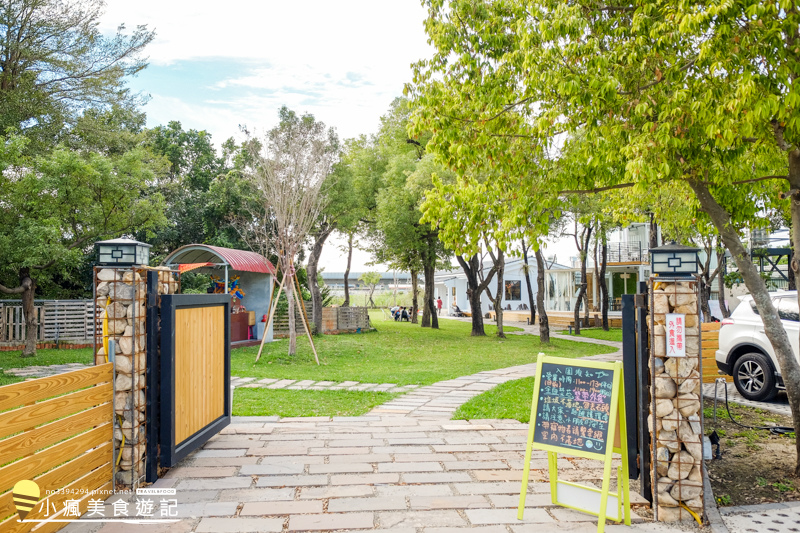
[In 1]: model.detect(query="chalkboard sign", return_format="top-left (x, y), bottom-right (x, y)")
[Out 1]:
top-left (520, 357), bottom-right (631, 531)
top-left (532, 361), bottom-right (615, 456)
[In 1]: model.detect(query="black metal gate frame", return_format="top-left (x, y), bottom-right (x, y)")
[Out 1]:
top-left (156, 293), bottom-right (231, 469)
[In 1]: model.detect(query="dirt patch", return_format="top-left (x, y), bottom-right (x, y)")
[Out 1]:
top-left (704, 398), bottom-right (799, 507)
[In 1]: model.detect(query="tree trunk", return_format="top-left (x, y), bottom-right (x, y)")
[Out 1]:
top-left (593, 233), bottom-right (600, 312)
top-left (522, 239), bottom-right (536, 326)
top-left (421, 261), bottom-right (439, 329)
top-left (20, 269), bottom-right (37, 356)
top-left (0, 272), bottom-right (31, 355)
top-left (574, 226), bottom-right (593, 335)
top-left (535, 250), bottom-right (550, 344)
top-left (410, 269), bottom-right (419, 324)
top-left (718, 249), bottom-right (731, 318)
top-left (790, 249), bottom-right (797, 291)
top-left (457, 254), bottom-right (487, 336)
top-left (689, 176), bottom-right (800, 476)
top-left (368, 286), bottom-right (376, 308)
top-left (600, 239), bottom-right (609, 330)
top-left (699, 275), bottom-right (713, 323)
top-left (421, 238), bottom-right (439, 329)
top-left (649, 213), bottom-right (659, 249)
top-left (286, 281), bottom-right (296, 355)
top-left (489, 249), bottom-right (505, 338)
top-left (307, 227), bottom-right (333, 334)
top-left (343, 233), bottom-right (353, 307)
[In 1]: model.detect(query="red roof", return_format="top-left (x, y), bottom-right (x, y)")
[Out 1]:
top-left (163, 245), bottom-right (276, 275)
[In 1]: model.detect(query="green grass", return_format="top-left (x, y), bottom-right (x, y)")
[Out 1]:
top-left (232, 313), bottom-right (613, 385)
top-left (453, 377), bottom-right (536, 422)
top-left (0, 347), bottom-right (94, 387)
top-left (569, 328), bottom-right (623, 342)
top-left (233, 388), bottom-right (397, 417)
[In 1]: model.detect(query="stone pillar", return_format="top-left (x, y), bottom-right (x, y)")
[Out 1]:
top-left (650, 279), bottom-right (704, 522)
top-left (94, 266), bottom-right (178, 489)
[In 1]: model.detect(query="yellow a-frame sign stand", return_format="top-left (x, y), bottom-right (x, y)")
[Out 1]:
top-left (518, 357), bottom-right (631, 533)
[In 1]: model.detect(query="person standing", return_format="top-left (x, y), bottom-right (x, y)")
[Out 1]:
top-left (436, 296), bottom-right (443, 315)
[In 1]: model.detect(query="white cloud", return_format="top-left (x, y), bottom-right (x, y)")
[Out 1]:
top-left (102, 1), bottom-right (433, 139)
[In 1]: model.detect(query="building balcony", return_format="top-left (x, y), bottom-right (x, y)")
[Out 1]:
top-left (607, 242), bottom-right (649, 264)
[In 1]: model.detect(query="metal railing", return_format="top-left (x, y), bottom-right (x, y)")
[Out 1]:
top-left (607, 242), bottom-right (649, 263)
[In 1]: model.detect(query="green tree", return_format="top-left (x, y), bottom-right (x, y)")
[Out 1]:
top-left (0, 134), bottom-right (167, 356)
top-left (409, 0), bottom-right (800, 473)
top-left (366, 99), bottom-right (450, 329)
top-left (0, 0), bottom-right (153, 150)
top-left (246, 107), bottom-right (337, 358)
top-left (359, 271), bottom-right (382, 308)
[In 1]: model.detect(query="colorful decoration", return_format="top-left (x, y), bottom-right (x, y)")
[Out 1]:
top-left (210, 275), bottom-right (246, 300)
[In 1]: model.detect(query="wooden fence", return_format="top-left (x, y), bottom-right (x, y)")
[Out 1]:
top-left (273, 305), bottom-right (372, 335)
top-left (701, 322), bottom-right (729, 383)
top-left (273, 302), bottom-right (314, 335)
top-left (334, 307), bottom-right (370, 331)
top-left (0, 363), bottom-right (114, 533)
top-left (0, 300), bottom-right (96, 344)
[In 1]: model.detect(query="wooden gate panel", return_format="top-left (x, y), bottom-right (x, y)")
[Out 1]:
top-left (174, 306), bottom-right (226, 444)
top-left (160, 294), bottom-right (230, 467)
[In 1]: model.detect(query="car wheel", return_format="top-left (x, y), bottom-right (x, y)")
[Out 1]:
top-left (732, 352), bottom-right (778, 402)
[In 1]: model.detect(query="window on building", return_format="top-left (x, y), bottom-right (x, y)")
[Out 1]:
top-left (505, 280), bottom-right (522, 301)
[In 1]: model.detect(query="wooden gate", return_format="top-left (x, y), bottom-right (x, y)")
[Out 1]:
top-left (0, 363), bottom-right (114, 533)
top-left (158, 294), bottom-right (231, 467)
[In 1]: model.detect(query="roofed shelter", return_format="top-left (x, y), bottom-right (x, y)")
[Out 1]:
top-left (162, 244), bottom-right (277, 344)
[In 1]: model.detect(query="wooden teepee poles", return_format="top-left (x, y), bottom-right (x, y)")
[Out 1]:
top-left (254, 270), bottom-right (287, 363)
top-left (253, 264), bottom-right (320, 365)
top-left (292, 268), bottom-right (319, 365)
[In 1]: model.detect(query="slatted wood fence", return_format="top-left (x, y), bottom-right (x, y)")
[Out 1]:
top-left (0, 300), bottom-right (96, 344)
top-left (0, 363), bottom-right (114, 533)
top-left (336, 307), bottom-right (370, 331)
top-left (273, 302), bottom-right (314, 335)
top-left (701, 322), bottom-right (730, 383)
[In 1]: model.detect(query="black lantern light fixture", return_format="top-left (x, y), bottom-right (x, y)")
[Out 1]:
top-left (95, 238), bottom-right (151, 267)
top-left (649, 241), bottom-right (700, 277)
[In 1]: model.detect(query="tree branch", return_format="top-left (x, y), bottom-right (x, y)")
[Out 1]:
top-left (0, 283), bottom-right (25, 294)
top-left (559, 182), bottom-right (637, 194)
top-left (772, 120), bottom-right (793, 152)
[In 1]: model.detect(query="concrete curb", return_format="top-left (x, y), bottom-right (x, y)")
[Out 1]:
top-left (702, 464), bottom-right (729, 533)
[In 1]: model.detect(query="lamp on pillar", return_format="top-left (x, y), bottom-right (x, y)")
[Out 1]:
top-left (95, 237), bottom-right (152, 267)
top-left (649, 241), bottom-right (700, 277)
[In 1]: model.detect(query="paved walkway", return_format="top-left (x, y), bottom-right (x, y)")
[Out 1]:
top-left (720, 500), bottom-right (800, 532)
top-left (65, 412), bottom-right (661, 533)
top-left (4, 362), bottom-right (90, 378)
top-left (700, 381), bottom-right (792, 418)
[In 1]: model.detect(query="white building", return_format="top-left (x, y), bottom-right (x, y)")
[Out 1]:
top-left (434, 258), bottom-right (574, 316)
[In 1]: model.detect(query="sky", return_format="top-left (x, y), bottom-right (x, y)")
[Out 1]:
top-left (98, 1), bottom-right (579, 272)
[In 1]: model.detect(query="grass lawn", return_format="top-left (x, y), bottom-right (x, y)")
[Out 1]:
top-left (232, 314), bottom-right (615, 385)
top-left (453, 377), bottom-right (535, 422)
top-left (570, 328), bottom-right (623, 342)
top-left (0, 347), bottom-right (94, 386)
top-left (233, 388), bottom-right (397, 417)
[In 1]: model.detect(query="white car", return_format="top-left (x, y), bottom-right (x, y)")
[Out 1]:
top-left (715, 291), bottom-right (799, 401)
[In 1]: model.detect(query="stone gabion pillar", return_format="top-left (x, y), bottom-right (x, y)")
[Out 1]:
top-left (94, 266), bottom-right (178, 489)
top-left (649, 279), bottom-right (704, 523)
